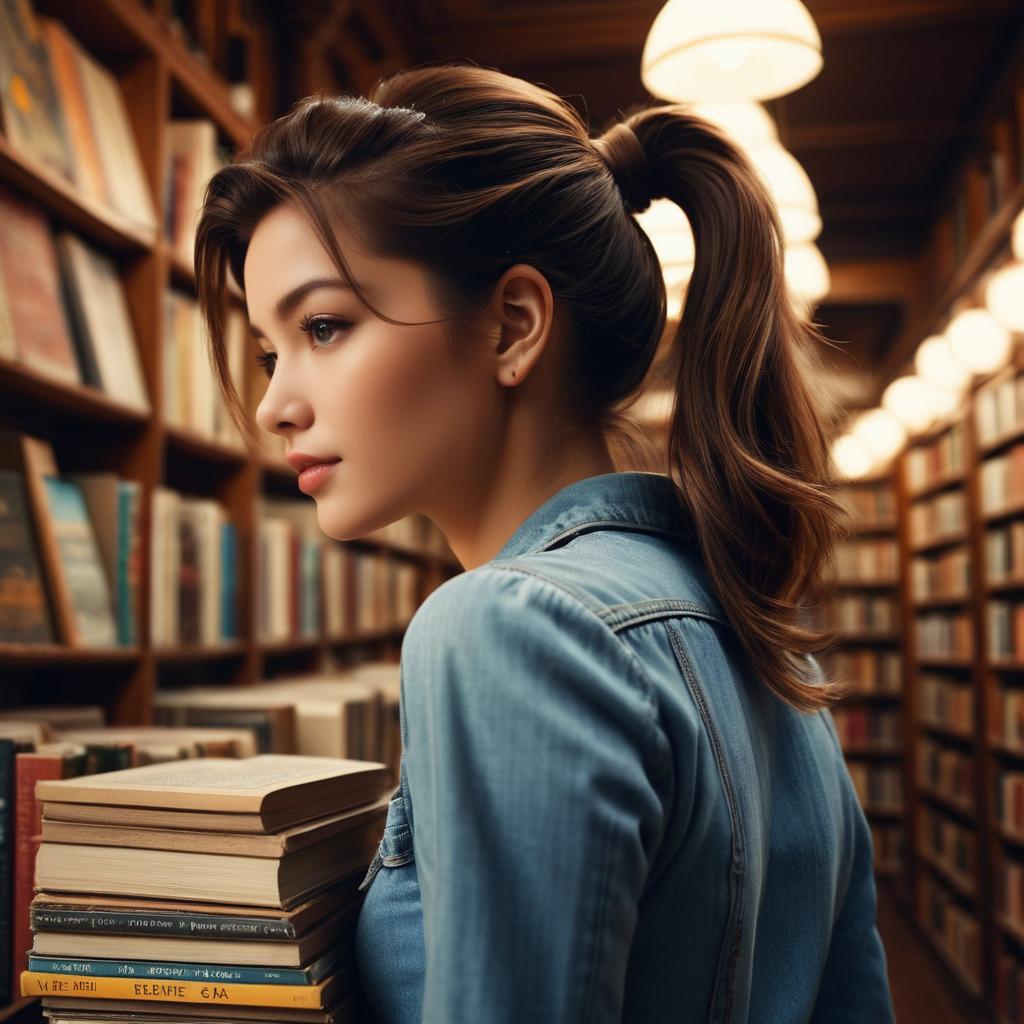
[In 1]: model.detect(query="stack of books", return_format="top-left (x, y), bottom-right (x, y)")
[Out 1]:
top-left (20, 754), bottom-right (391, 1024)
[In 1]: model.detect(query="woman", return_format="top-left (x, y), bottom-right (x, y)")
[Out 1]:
top-left (195, 61), bottom-right (896, 1023)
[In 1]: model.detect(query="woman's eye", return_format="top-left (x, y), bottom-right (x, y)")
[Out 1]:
top-left (256, 351), bottom-right (277, 379)
top-left (299, 315), bottom-right (352, 347)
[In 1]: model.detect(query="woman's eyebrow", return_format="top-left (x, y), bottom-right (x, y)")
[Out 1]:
top-left (249, 277), bottom-right (367, 339)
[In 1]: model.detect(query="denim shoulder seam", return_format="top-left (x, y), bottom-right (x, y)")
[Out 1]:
top-left (482, 562), bottom-right (671, 778)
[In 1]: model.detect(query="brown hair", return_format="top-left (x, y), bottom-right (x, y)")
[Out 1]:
top-left (195, 59), bottom-right (849, 713)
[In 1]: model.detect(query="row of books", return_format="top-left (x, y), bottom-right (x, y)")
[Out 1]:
top-left (909, 492), bottom-right (966, 546)
top-left (871, 822), bottom-right (905, 873)
top-left (981, 444), bottom-right (1024, 516)
top-left (975, 368), bottom-right (1024, 448)
top-left (911, 549), bottom-right (970, 602)
top-left (987, 519), bottom-right (1024, 583)
top-left (17, 754), bottom-right (391, 1023)
top-left (823, 594), bottom-right (898, 635)
top-left (152, 489), bottom-right (237, 649)
top-left (0, 709), bottom-right (262, 1007)
top-left (831, 539), bottom-right (899, 583)
top-left (995, 951), bottom-right (1024, 1024)
top-left (0, 182), bottom-right (148, 410)
top-left (999, 857), bottom-right (1024, 933)
top-left (0, 432), bottom-right (141, 647)
top-left (0, 4), bottom-right (156, 233)
top-left (830, 706), bottom-right (901, 751)
top-left (990, 600), bottom-right (1024, 660)
top-left (919, 804), bottom-right (977, 893)
top-left (918, 738), bottom-right (974, 808)
top-left (151, 671), bottom-right (402, 780)
top-left (846, 762), bottom-right (903, 812)
top-left (996, 771), bottom-right (1024, 838)
top-left (836, 483), bottom-right (894, 526)
top-left (257, 499), bottom-right (421, 644)
top-left (995, 691), bottom-right (1024, 751)
top-left (905, 421), bottom-right (967, 493)
top-left (916, 873), bottom-right (982, 994)
top-left (915, 612), bottom-right (973, 659)
top-left (164, 292), bottom-right (248, 449)
top-left (822, 649), bottom-right (902, 695)
top-left (918, 675), bottom-right (975, 736)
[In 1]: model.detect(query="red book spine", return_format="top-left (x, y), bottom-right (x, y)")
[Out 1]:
top-left (12, 754), bottom-right (64, 991)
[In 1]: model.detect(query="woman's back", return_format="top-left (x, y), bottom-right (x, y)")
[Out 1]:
top-left (355, 470), bottom-right (896, 1022)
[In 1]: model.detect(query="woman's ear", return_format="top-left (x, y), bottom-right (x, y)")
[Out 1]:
top-left (491, 264), bottom-right (555, 387)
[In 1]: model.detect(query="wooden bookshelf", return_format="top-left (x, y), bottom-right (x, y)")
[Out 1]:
top-left (0, 0), bottom-right (462, 719)
top-left (822, 471), bottom-right (910, 904)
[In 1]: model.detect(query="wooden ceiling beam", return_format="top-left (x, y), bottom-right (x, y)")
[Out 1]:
top-left (824, 257), bottom-right (926, 306)
top-left (784, 119), bottom-right (971, 151)
top-left (409, 0), bottom-right (1020, 63)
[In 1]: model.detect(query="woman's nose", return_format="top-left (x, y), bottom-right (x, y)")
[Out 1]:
top-left (254, 373), bottom-right (314, 436)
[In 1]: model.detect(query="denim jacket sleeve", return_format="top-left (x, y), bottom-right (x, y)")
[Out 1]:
top-left (399, 565), bottom-right (670, 1023)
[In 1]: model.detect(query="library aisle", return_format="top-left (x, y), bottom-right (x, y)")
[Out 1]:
top-left (2, 0), bottom-right (1024, 1022)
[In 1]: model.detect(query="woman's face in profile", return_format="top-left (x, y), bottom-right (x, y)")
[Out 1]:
top-left (244, 202), bottom-right (498, 540)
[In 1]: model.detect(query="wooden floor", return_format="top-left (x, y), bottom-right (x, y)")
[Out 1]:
top-left (876, 880), bottom-right (990, 1024)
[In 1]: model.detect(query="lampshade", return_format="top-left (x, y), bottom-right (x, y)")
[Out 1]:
top-left (851, 408), bottom-right (907, 462)
top-left (634, 198), bottom-right (696, 297)
top-left (641, 0), bottom-right (823, 102)
top-left (985, 261), bottom-right (1024, 333)
top-left (747, 141), bottom-right (821, 244)
top-left (831, 433), bottom-right (875, 480)
top-left (785, 242), bottom-right (830, 305)
top-left (914, 333), bottom-right (972, 395)
top-left (690, 100), bottom-right (778, 149)
top-left (881, 375), bottom-right (958, 433)
top-left (947, 308), bottom-right (1013, 375)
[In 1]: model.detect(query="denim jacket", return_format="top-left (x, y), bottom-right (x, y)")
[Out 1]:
top-left (354, 470), bottom-right (895, 1023)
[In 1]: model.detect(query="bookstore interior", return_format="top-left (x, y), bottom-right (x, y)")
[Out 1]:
top-left (2, 0), bottom-right (1024, 1022)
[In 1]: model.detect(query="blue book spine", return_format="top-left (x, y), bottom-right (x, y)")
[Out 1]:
top-left (116, 482), bottom-right (134, 646)
top-left (221, 520), bottom-right (236, 640)
top-left (27, 954), bottom-right (312, 986)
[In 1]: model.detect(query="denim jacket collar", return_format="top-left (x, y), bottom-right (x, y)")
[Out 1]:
top-left (493, 471), bottom-right (696, 562)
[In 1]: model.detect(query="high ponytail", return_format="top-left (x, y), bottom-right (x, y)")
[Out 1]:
top-left (194, 61), bottom-right (848, 714)
top-left (609, 107), bottom-right (849, 713)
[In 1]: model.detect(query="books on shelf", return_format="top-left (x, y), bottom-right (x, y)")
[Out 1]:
top-left (163, 292), bottom-right (247, 449)
top-left (911, 548), bottom-right (970, 603)
top-left (986, 520), bottom-right (1024, 584)
top-left (835, 482), bottom-right (895, 526)
top-left (906, 421), bottom-right (966, 493)
top-left (981, 443), bottom-right (1024, 515)
top-left (0, 434), bottom-right (140, 647)
top-left (830, 706), bottom-right (901, 752)
top-left (910, 491), bottom-right (966, 546)
top-left (915, 611), bottom-right (973, 660)
top-left (846, 761), bottom-right (903, 813)
top-left (823, 593), bottom-right (899, 636)
top-left (151, 487), bottom-right (238, 649)
top-left (165, 119), bottom-right (232, 269)
top-left (21, 754), bottom-right (390, 1021)
top-left (918, 674), bottom-right (975, 736)
top-left (832, 538), bottom-right (899, 583)
top-left (916, 872), bottom-right (982, 995)
top-left (918, 738), bottom-right (974, 810)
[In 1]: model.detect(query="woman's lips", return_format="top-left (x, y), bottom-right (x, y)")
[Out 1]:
top-left (297, 459), bottom-right (341, 495)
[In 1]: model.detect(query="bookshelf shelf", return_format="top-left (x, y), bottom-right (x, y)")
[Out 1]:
top-left (0, 134), bottom-right (154, 252)
top-left (164, 425), bottom-right (248, 467)
top-left (153, 642), bottom-right (248, 663)
top-left (0, 356), bottom-right (152, 427)
top-left (0, 644), bottom-right (142, 666)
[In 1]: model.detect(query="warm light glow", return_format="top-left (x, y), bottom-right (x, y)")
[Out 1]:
top-left (690, 100), bottom-right (778, 148)
top-left (831, 433), bottom-right (875, 479)
top-left (747, 141), bottom-right (821, 243)
top-left (632, 387), bottom-right (676, 424)
top-left (881, 375), bottom-right (957, 433)
top-left (985, 262), bottom-right (1024, 333)
top-left (947, 307), bottom-right (1013, 374)
top-left (851, 408), bottom-right (907, 462)
top-left (784, 242), bottom-right (830, 304)
top-left (634, 198), bottom-right (696, 299)
top-left (1013, 207), bottom-right (1024, 262)
top-left (915, 333), bottom-right (972, 394)
top-left (641, 0), bottom-right (823, 102)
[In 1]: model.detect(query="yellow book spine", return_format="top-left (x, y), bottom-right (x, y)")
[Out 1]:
top-left (21, 971), bottom-right (328, 1008)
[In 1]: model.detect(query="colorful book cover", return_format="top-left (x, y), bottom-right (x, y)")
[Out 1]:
top-left (0, 468), bottom-right (54, 642)
top-left (42, 475), bottom-right (117, 646)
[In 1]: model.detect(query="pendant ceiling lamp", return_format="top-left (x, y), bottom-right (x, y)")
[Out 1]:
top-left (748, 141), bottom-right (821, 244)
top-left (642, 0), bottom-right (823, 102)
top-left (690, 100), bottom-right (778, 149)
